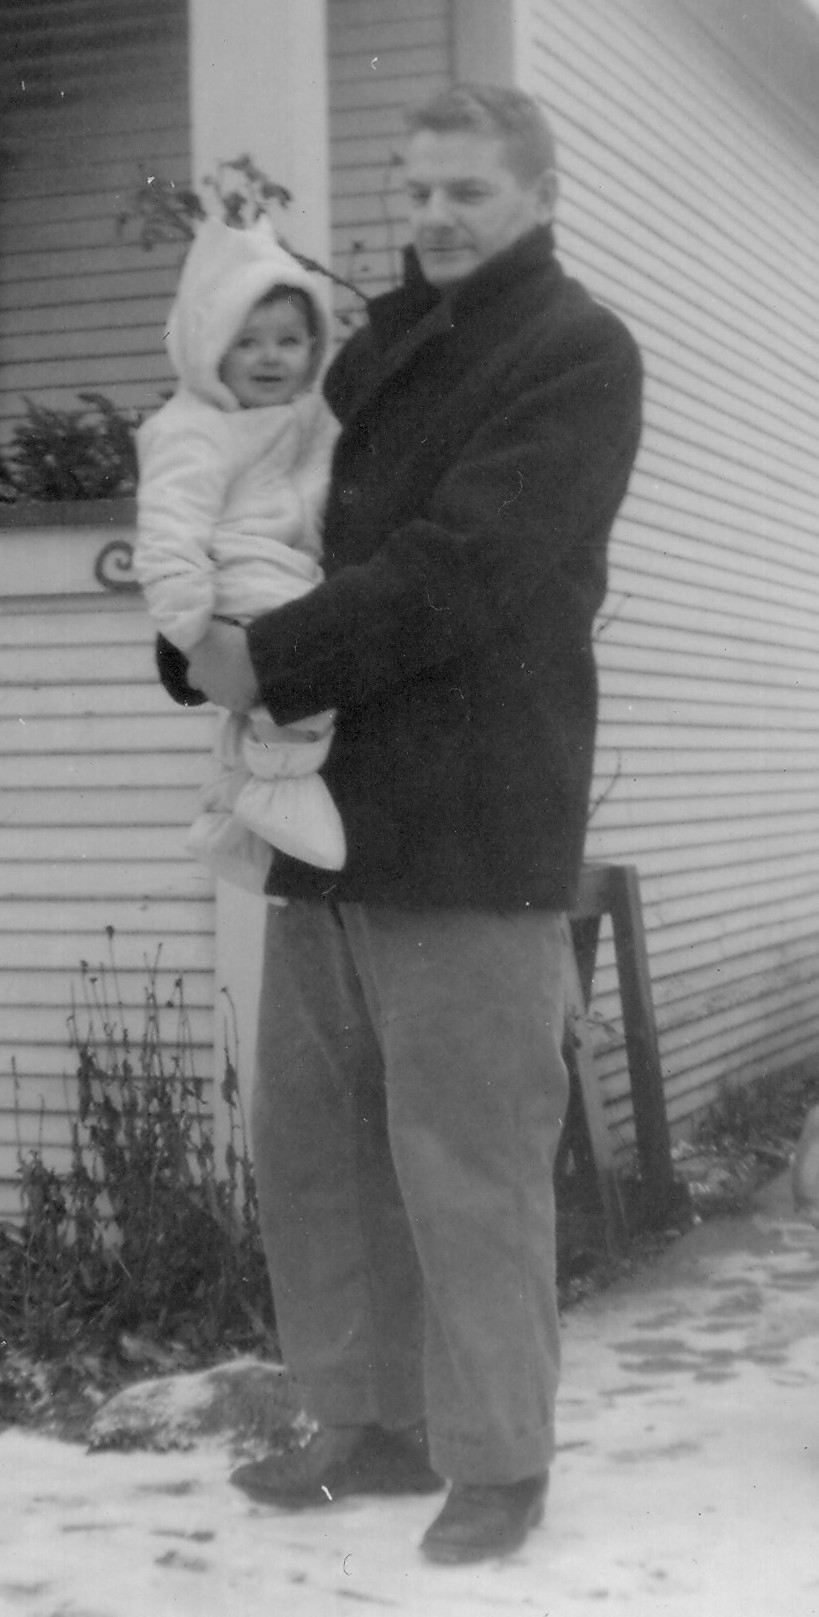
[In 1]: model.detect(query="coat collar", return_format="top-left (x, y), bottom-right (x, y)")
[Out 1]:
top-left (332, 225), bottom-right (561, 435)
top-left (367, 224), bottom-right (559, 358)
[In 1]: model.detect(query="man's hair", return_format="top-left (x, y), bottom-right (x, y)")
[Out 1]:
top-left (256, 284), bottom-right (319, 342)
top-left (405, 83), bottom-right (556, 184)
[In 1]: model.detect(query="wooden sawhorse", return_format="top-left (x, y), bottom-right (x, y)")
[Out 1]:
top-left (559, 863), bottom-right (683, 1250)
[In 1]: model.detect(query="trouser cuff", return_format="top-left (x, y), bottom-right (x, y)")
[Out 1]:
top-left (429, 1421), bottom-right (555, 1485)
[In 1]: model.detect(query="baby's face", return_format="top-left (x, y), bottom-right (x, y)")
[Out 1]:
top-left (220, 298), bottom-right (314, 408)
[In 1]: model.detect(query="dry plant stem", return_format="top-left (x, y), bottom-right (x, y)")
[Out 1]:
top-left (1, 931), bottom-right (274, 1366)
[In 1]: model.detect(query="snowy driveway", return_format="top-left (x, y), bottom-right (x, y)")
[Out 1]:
top-left (1, 1172), bottom-right (818, 1617)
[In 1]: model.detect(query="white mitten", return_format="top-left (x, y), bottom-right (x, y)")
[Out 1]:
top-left (233, 773), bottom-right (346, 870)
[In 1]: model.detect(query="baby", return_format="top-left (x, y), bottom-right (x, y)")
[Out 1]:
top-left (135, 216), bottom-right (344, 892)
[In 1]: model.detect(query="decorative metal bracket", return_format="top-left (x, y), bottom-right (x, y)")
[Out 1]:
top-left (94, 538), bottom-right (141, 593)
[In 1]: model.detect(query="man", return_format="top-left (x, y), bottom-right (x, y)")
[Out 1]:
top-left (168, 83), bottom-right (642, 1564)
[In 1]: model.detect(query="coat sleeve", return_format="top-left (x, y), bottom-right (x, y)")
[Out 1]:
top-left (135, 409), bottom-right (229, 653)
top-left (246, 313), bottom-right (642, 723)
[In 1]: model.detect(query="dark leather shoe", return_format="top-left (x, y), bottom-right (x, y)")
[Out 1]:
top-left (231, 1421), bottom-right (444, 1508)
top-left (420, 1474), bottom-right (548, 1564)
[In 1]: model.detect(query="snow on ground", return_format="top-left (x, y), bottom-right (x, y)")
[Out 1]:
top-left (1, 1174), bottom-right (818, 1617)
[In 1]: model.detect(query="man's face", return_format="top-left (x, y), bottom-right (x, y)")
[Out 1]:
top-left (404, 129), bottom-right (557, 288)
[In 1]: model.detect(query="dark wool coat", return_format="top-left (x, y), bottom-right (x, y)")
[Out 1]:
top-left (160, 225), bottom-right (642, 912)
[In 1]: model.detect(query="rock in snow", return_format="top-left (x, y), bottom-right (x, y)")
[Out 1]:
top-left (89, 1357), bottom-right (305, 1456)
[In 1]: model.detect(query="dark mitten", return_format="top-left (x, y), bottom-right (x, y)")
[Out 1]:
top-left (155, 634), bottom-right (208, 707)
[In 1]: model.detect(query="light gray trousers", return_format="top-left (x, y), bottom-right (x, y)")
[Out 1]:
top-left (251, 899), bottom-right (569, 1484)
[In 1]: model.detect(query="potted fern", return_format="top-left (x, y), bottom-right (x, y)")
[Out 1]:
top-left (0, 392), bottom-right (141, 523)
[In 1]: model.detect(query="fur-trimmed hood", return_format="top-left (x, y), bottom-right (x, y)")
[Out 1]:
top-left (165, 216), bottom-right (332, 411)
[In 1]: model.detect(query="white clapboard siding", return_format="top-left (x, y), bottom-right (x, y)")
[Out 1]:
top-left (0, 532), bottom-right (216, 1219)
top-left (529, 0), bottom-right (819, 1145)
top-left (327, 0), bottom-right (453, 320)
top-left (0, 0), bottom-right (189, 443)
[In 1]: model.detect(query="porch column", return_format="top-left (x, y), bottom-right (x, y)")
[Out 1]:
top-left (452, 0), bottom-right (537, 92)
top-left (186, 0), bottom-right (330, 1162)
top-left (188, 0), bottom-right (331, 259)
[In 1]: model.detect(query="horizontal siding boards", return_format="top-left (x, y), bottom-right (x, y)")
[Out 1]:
top-left (0, 582), bottom-right (216, 1215)
top-left (0, 0), bottom-right (189, 444)
top-left (531, 0), bottom-right (819, 1144)
top-left (327, 0), bottom-right (453, 317)
top-left (3, 1003), bottom-right (213, 1050)
top-left (1, 898), bottom-right (210, 935)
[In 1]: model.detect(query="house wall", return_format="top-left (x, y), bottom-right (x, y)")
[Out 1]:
top-left (4, 0), bottom-right (819, 1210)
top-left (520, 0), bottom-right (819, 1141)
top-left (0, 0), bottom-right (203, 1218)
top-left (0, 525), bottom-right (215, 1219)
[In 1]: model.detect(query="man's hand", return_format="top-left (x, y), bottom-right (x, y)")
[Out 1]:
top-left (186, 621), bottom-right (260, 713)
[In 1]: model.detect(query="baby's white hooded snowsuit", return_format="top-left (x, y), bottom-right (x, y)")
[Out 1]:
top-left (135, 217), bottom-right (344, 887)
